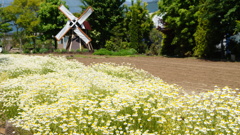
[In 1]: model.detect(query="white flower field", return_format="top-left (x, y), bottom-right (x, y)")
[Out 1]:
top-left (0, 54), bottom-right (239, 134)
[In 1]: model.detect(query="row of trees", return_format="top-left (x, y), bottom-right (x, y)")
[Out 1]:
top-left (159, 0), bottom-right (240, 58)
top-left (0, 0), bottom-right (154, 54)
top-left (0, 0), bottom-right (68, 50)
top-left (0, 5), bottom-right (12, 38)
top-left (1, 0), bottom-right (239, 58)
top-left (80, 0), bottom-right (153, 53)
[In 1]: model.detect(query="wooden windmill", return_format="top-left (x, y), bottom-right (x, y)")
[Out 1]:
top-left (55, 5), bottom-right (94, 51)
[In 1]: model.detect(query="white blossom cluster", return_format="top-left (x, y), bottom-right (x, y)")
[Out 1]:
top-left (0, 54), bottom-right (239, 135)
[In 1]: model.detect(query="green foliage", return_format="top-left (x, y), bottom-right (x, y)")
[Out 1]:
top-left (3, 0), bottom-right (43, 50)
top-left (93, 48), bottom-right (137, 56)
top-left (54, 49), bottom-right (62, 53)
top-left (75, 49), bottom-right (82, 53)
top-left (38, 0), bottom-right (67, 48)
top-left (159, 0), bottom-right (199, 57)
top-left (193, 0), bottom-right (240, 58)
top-left (193, 18), bottom-right (219, 58)
top-left (236, 21), bottom-right (240, 32)
top-left (105, 40), bottom-right (119, 51)
top-left (105, 38), bottom-right (130, 51)
top-left (81, 0), bottom-right (126, 49)
top-left (148, 28), bottom-right (163, 55)
top-left (93, 48), bottom-right (113, 55)
top-left (61, 49), bottom-right (67, 53)
top-left (0, 7), bottom-right (12, 45)
top-left (39, 48), bottom-right (49, 54)
top-left (4, 0), bottom-right (42, 34)
top-left (159, 0), bottom-right (240, 58)
top-left (54, 49), bottom-right (67, 53)
top-left (126, 0), bottom-right (153, 53)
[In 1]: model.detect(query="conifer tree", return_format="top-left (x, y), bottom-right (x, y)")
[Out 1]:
top-left (80, 0), bottom-right (126, 49)
top-left (126, 0), bottom-right (153, 53)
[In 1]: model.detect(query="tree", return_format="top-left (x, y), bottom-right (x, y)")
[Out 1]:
top-left (80, 0), bottom-right (126, 49)
top-left (3, 0), bottom-right (43, 49)
top-left (0, 7), bottom-right (12, 49)
top-left (193, 0), bottom-right (223, 58)
top-left (159, 0), bottom-right (240, 58)
top-left (38, 0), bottom-right (68, 49)
top-left (0, 7), bottom-right (12, 38)
top-left (125, 0), bottom-right (153, 53)
top-left (148, 28), bottom-right (162, 55)
top-left (159, 0), bottom-right (199, 57)
top-left (194, 0), bottom-right (240, 58)
top-left (236, 21), bottom-right (240, 32)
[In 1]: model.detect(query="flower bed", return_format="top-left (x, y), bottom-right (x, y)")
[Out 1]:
top-left (0, 54), bottom-right (239, 134)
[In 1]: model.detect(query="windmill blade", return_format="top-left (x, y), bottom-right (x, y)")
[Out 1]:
top-left (59, 4), bottom-right (76, 21)
top-left (74, 28), bottom-right (91, 44)
top-left (77, 7), bottom-right (94, 24)
top-left (55, 21), bottom-right (71, 41)
top-left (81, 23), bottom-right (85, 29)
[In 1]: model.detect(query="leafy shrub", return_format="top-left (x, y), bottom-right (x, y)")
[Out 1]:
top-left (93, 48), bottom-right (113, 55)
top-left (147, 28), bottom-right (163, 55)
top-left (105, 38), bottom-right (131, 52)
top-left (105, 40), bottom-right (118, 51)
top-left (61, 49), bottom-right (67, 53)
top-left (114, 48), bottom-right (137, 56)
top-left (32, 49), bottom-right (39, 54)
top-left (54, 49), bottom-right (67, 53)
top-left (1, 50), bottom-right (9, 54)
top-left (93, 48), bottom-right (137, 56)
top-left (39, 48), bottom-right (48, 54)
top-left (23, 49), bottom-right (30, 54)
top-left (76, 49), bottom-right (81, 53)
top-left (54, 49), bottom-right (62, 53)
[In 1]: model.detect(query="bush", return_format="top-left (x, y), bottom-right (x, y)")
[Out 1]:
top-left (61, 49), bottom-right (67, 53)
top-left (93, 48), bottom-right (137, 56)
top-left (76, 49), bottom-right (81, 53)
top-left (54, 49), bottom-right (62, 53)
top-left (105, 40), bottom-right (118, 51)
top-left (148, 28), bottom-right (163, 55)
top-left (23, 49), bottom-right (30, 54)
top-left (93, 48), bottom-right (113, 55)
top-left (105, 38), bottom-right (131, 52)
top-left (54, 49), bottom-right (67, 53)
top-left (32, 49), bottom-right (39, 54)
top-left (1, 50), bottom-right (9, 54)
top-left (39, 48), bottom-right (48, 54)
top-left (114, 48), bottom-right (138, 56)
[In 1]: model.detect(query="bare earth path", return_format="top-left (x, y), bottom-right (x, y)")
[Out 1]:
top-left (72, 55), bottom-right (240, 93)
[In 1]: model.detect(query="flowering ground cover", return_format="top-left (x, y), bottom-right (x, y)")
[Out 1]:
top-left (0, 54), bottom-right (239, 135)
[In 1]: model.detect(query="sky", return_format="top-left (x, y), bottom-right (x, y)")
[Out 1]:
top-left (125, 0), bottom-right (157, 3)
top-left (1, 0), bottom-right (158, 13)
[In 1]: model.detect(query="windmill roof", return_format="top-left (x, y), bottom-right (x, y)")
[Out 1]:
top-left (83, 21), bottom-right (91, 30)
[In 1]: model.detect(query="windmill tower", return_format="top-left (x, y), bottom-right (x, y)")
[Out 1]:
top-left (55, 5), bottom-right (94, 51)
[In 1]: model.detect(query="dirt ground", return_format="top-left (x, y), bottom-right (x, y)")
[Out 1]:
top-left (70, 54), bottom-right (240, 94)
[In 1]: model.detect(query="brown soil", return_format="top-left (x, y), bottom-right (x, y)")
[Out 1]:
top-left (70, 54), bottom-right (240, 94)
